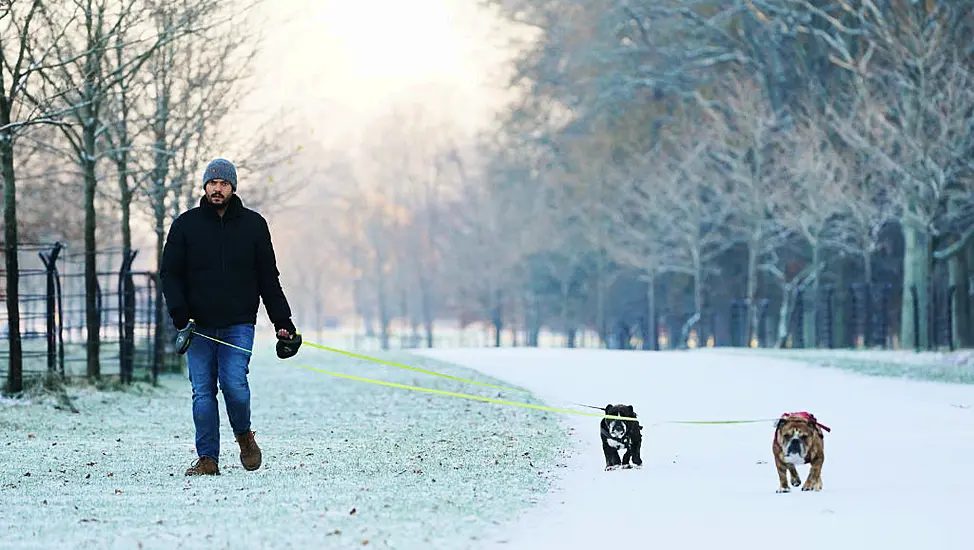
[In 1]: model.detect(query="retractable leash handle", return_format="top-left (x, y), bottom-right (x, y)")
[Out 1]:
top-left (276, 331), bottom-right (302, 359)
top-left (175, 319), bottom-right (196, 355)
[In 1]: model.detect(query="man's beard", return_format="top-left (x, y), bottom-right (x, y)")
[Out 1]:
top-left (207, 193), bottom-right (227, 207)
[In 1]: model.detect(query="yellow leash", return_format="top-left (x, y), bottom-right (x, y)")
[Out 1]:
top-left (191, 331), bottom-right (779, 425)
top-left (301, 340), bottom-right (532, 395)
top-left (193, 331), bottom-right (530, 395)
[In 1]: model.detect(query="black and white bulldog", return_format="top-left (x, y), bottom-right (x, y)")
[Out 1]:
top-left (600, 404), bottom-right (643, 471)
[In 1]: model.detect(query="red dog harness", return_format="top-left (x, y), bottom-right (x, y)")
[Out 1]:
top-left (778, 411), bottom-right (831, 433)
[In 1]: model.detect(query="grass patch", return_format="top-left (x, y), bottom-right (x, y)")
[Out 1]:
top-left (703, 347), bottom-right (974, 385)
top-left (0, 347), bottom-right (570, 549)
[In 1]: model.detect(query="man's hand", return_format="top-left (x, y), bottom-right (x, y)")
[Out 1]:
top-left (275, 326), bottom-right (302, 359)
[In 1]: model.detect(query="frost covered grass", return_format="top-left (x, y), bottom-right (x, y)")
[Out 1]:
top-left (696, 347), bottom-right (974, 384)
top-left (1, 343), bottom-right (570, 550)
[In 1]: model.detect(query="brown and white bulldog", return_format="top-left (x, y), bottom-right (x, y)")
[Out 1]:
top-left (772, 411), bottom-right (830, 493)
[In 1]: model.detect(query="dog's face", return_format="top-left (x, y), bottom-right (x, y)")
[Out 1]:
top-left (775, 415), bottom-right (819, 464)
top-left (604, 404), bottom-right (637, 439)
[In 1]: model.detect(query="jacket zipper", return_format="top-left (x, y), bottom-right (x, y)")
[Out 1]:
top-left (220, 215), bottom-right (226, 275)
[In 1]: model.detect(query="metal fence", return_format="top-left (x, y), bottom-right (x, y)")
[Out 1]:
top-left (1, 241), bottom-right (181, 386)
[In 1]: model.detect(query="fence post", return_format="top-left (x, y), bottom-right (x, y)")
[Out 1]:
top-left (911, 285), bottom-right (920, 352)
top-left (117, 250), bottom-right (138, 384)
top-left (879, 284), bottom-right (891, 349)
top-left (150, 272), bottom-right (162, 385)
top-left (824, 285), bottom-right (835, 349)
top-left (37, 242), bottom-right (64, 375)
top-left (929, 281), bottom-right (936, 350)
top-left (794, 290), bottom-right (805, 348)
top-left (947, 285), bottom-right (957, 351)
top-left (862, 281), bottom-right (876, 349)
top-left (729, 300), bottom-right (741, 348)
top-left (758, 299), bottom-right (769, 347)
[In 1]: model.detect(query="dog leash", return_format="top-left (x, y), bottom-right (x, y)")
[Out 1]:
top-left (188, 330), bottom-right (782, 425)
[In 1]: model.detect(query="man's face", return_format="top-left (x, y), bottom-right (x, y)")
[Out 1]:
top-left (205, 179), bottom-right (233, 206)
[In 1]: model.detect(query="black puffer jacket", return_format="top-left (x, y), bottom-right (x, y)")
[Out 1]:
top-left (160, 194), bottom-right (294, 333)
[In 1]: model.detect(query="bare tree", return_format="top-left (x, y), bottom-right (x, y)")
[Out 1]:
top-left (703, 76), bottom-right (791, 345)
top-left (356, 99), bottom-right (466, 348)
top-left (823, 9), bottom-right (974, 349)
top-left (1, 1), bottom-right (86, 392)
top-left (651, 121), bottom-right (738, 337)
top-left (34, 0), bottom-right (194, 378)
top-left (771, 113), bottom-right (856, 346)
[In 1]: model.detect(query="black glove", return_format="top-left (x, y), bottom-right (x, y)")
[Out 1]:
top-left (175, 319), bottom-right (196, 355)
top-left (276, 331), bottom-right (302, 359)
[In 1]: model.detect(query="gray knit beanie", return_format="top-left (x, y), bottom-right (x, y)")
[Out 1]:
top-left (202, 158), bottom-right (237, 191)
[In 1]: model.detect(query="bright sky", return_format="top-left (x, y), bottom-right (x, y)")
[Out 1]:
top-left (235, 0), bottom-right (522, 144)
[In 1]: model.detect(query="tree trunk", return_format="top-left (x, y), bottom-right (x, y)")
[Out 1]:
top-left (83, 120), bottom-right (101, 380)
top-left (419, 274), bottom-right (434, 348)
top-left (775, 284), bottom-right (792, 348)
top-left (523, 292), bottom-right (540, 347)
top-left (152, 78), bottom-right (171, 375)
top-left (746, 235), bottom-right (760, 346)
top-left (900, 221), bottom-right (931, 350)
top-left (646, 273), bottom-right (658, 350)
top-left (117, 149), bottom-right (134, 384)
top-left (948, 242), bottom-right (971, 348)
top-left (595, 246), bottom-right (606, 347)
top-left (862, 240), bottom-right (874, 288)
top-left (374, 246), bottom-right (390, 350)
top-left (1, 126), bottom-right (23, 394)
top-left (398, 284), bottom-right (408, 348)
top-left (803, 241), bottom-right (821, 347)
top-left (834, 258), bottom-right (848, 348)
top-left (492, 288), bottom-right (502, 347)
top-left (559, 280), bottom-right (571, 346)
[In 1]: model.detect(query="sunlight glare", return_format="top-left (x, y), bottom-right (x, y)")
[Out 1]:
top-left (315, 0), bottom-right (465, 82)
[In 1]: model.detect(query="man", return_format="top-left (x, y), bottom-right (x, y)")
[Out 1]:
top-left (160, 157), bottom-right (299, 476)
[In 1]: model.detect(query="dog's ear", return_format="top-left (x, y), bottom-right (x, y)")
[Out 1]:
top-left (622, 405), bottom-right (636, 417)
top-left (773, 418), bottom-right (783, 429)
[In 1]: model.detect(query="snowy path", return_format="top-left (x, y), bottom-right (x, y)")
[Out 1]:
top-left (415, 348), bottom-right (974, 550)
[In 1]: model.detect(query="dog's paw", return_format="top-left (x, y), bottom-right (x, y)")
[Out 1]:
top-left (776, 487), bottom-right (791, 493)
top-left (620, 463), bottom-right (633, 470)
top-left (790, 477), bottom-right (802, 487)
top-left (605, 464), bottom-right (621, 471)
top-left (801, 485), bottom-right (822, 492)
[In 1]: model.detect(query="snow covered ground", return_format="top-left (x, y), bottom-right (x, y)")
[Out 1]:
top-left (6, 342), bottom-right (974, 549)
top-left (415, 347), bottom-right (974, 550)
top-left (0, 344), bottom-right (569, 550)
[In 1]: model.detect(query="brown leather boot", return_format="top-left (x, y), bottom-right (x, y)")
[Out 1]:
top-left (185, 456), bottom-right (220, 476)
top-left (235, 430), bottom-right (262, 471)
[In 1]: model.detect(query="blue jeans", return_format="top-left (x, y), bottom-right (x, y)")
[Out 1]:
top-left (186, 323), bottom-right (255, 462)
